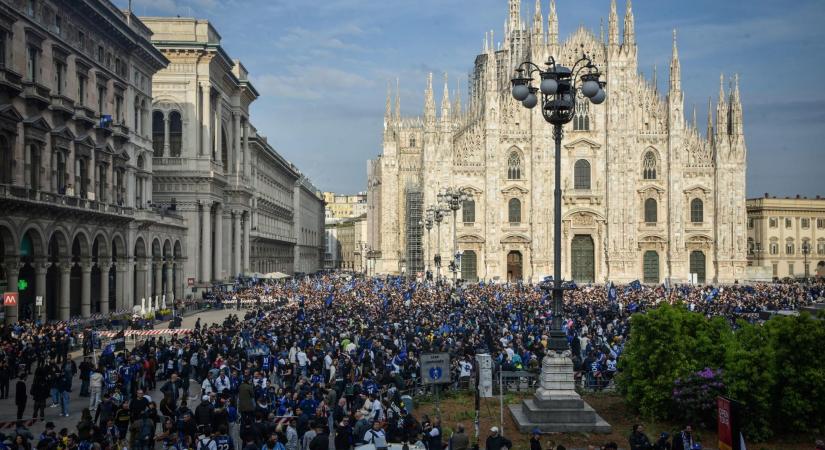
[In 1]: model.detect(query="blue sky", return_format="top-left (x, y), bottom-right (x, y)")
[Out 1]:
top-left (117, 0), bottom-right (825, 197)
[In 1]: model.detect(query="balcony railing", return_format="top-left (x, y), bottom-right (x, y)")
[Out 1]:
top-left (153, 157), bottom-right (183, 166)
top-left (0, 66), bottom-right (23, 95)
top-left (21, 81), bottom-right (51, 105)
top-left (0, 183), bottom-right (134, 217)
top-left (49, 94), bottom-right (75, 114)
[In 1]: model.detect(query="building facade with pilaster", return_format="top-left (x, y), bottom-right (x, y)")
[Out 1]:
top-left (0, 0), bottom-right (187, 323)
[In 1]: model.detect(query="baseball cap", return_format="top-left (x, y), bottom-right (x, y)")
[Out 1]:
top-left (490, 427), bottom-right (499, 433)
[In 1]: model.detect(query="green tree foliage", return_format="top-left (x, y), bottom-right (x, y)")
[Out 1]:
top-left (619, 306), bottom-right (825, 440)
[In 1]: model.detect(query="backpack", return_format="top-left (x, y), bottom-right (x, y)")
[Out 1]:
top-left (197, 437), bottom-right (215, 450)
top-left (139, 418), bottom-right (154, 441)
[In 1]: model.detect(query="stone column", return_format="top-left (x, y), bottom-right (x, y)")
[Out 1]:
top-left (163, 114), bottom-right (170, 156)
top-left (233, 113), bottom-right (242, 175)
top-left (243, 211), bottom-right (251, 274)
top-left (214, 105), bottom-right (222, 164)
top-left (214, 203), bottom-right (223, 281)
top-left (35, 259), bottom-right (47, 320)
top-left (174, 260), bottom-right (184, 301)
top-left (201, 83), bottom-right (211, 157)
top-left (80, 261), bottom-right (92, 317)
top-left (233, 211), bottom-right (242, 278)
top-left (242, 121), bottom-right (250, 179)
top-left (116, 262), bottom-right (127, 310)
top-left (59, 261), bottom-right (71, 321)
top-left (154, 261), bottom-right (162, 299)
top-left (165, 262), bottom-right (173, 299)
top-left (99, 262), bottom-right (110, 315)
top-left (135, 258), bottom-right (147, 305)
top-left (201, 202), bottom-right (212, 283)
top-left (4, 259), bottom-right (19, 324)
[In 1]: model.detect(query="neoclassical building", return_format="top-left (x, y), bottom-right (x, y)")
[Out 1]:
top-left (142, 17), bottom-right (324, 286)
top-left (0, 0), bottom-right (187, 322)
top-left (370, 0), bottom-right (748, 284)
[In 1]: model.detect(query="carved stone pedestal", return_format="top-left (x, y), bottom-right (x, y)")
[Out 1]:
top-left (509, 351), bottom-right (611, 433)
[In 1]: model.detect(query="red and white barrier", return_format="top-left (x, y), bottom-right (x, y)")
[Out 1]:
top-left (98, 329), bottom-right (193, 338)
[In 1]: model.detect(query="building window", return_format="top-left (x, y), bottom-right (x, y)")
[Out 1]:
top-left (818, 218), bottom-right (825, 229)
top-left (644, 198), bottom-right (657, 223)
top-left (152, 111), bottom-right (164, 155)
top-left (27, 0), bottom-right (36, 17)
top-left (748, 238), bottom-right (754, 255)
top-left (573, 96), bottom-right (590, 131)
top-left (26, 46), bottom-right (38, 82)
top-left (97, 85), bottom-right (106, 115)
top-left (0, 136), bottom-right (11, 184)
top-left (54, 60), bottom-right (66, 95)
top-left (769, 217), bottom-right (777, 228)
top-left (54, 15), bottom-right (62, 35)
top-left (169, 111), bottom-right (183, 157)
top-left (748, 218), bottom-right (754, 229)
top-left (690, 198), bottom-right (703, 223)
top-left (508, 152), bottom-right (521, 180)
top-left (817, 240), bottom-right (825, 255)
top-left (409, 136), bottom-right (416, 147)
top-left (461, 250), bottom-right (478, 281)
top-left (785, 218), bottom-right (792, 228)
top-left (508, 198), bottom-right (521, 224)
top-left (77, 30), bottom-right (85, 51)
top-left (574, 159), bottom-right (591, 190)
top-left (26, 144), bottom-right (41, 190)
top-left (0, 31), bottom-right (7, 67)
top-left (77, 74), bottom-right (86, 106)
top-left (788, 263), bottom-right (794, 276)
top-left (769, 241), bottom-right (778, 255)
top-left (786, 241), bottom-right (794, 255)
top-left (115, 95), bottom-right (123, 123)
top-left (55, 151), bottom-right (66, 192)
top-left (801, 218), bottom-right (810, 229)
top-left (642, 151), bottom-right (657, 180)
top-left (97, 45), bottom-right (104, 63)
top-left (462, 199), bottom-right (475, 223)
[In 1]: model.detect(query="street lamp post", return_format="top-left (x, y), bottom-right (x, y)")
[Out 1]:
top-left (424, 209), bottom-right (434, 281)
top-left (511, 54), bottom-right (605, 352)
top-left (802, 241), bottom-right (811, 281)
top-left (433, 206), bottom-right (446, 284)
top-left (440, 188), bottom-right (472, 285)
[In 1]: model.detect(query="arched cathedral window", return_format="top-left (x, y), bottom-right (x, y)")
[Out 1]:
top-left (643, 151), bottom-right (657, 180)
top-left (573, 93), bottom-right (590, 131)
top-left (574, 159), bottom-right (591, 190)
top-left (409, 136), bottom-right (416, 147)
top-left (508, 152), bottom-right (521, 180)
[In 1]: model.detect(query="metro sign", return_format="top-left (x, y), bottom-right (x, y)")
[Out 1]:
top-left (3, 292), bottom-right (18, 306)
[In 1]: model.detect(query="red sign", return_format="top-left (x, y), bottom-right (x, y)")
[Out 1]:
top-left (187, 278), bottom-right (195, 287)
top-left (717, 397), bottom-right (733, 450)
top-left (3, 292), bottom-right (18, 306)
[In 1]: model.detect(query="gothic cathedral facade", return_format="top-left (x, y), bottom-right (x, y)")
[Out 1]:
top-left (369, 0), bottom-right (747, 284)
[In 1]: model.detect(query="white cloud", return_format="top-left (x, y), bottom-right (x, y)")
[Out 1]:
top-left (252, 66), bottom-right (374, 100)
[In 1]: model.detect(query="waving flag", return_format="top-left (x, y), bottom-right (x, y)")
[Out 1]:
top-left (705, 288), bottom-right (719, 303)
top-left (607, 282), bottom-right (617, 303)
top-left (629, 280), bottom-right (642, 291)
top-left (325, 293), bottom-right (334, 308)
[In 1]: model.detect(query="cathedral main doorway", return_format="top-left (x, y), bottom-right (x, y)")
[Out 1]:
top-left (506, 251), bottom-right (522, 282)
top-left (690, 250), bottom-right (706, 284)
top-left (643, 251), bottom-right (660, 283)
top-left (571, 235), bottom-right (595, 283)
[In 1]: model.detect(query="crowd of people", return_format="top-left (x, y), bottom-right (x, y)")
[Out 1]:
top-left (0, 275), bottom-right (820, 450)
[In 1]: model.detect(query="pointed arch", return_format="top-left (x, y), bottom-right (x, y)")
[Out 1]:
top-left (507, 148), bottom-right (522, 180)
top-left (642, 149), bottom-right (658, 180)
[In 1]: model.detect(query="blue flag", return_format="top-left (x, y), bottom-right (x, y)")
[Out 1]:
top-left (607, 282), bottom-right (617, 303)
top-left (325, 294), bottom-right (334, 307)
top-left (629, 280), bottom-right (642, 291)
top-left (705, 288), bottom-right (719, 303)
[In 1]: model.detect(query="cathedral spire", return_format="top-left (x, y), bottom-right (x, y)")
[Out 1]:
top-left (716, 73), bottom-right (729, 137)
top-left (707, 96), bottom-right (714, 140)
top-left (623, 0), bottom-right (635, 46)
top-left (424, 72), bottom-right (435, 125)
top-left (730, 74), bottom-right (743, 136)
top-left (385, 81), bottom-right (392, 120)
top-left (454, 78), bottom-right (462, 117)
top-left (508, 0), bottom-right (521, 38)
top-left (652, 64), bottom-right (657, 92)
top-left (599, 17), bottom-right (605, 43)
top-left (669, 29), bottom-right (681, 93)
top-left (532, 0), bottom-right (543, 36)
top-left (608, 0), bottom-right (619, 46)
top-left (441, 73), bottom-right (451, 123)
top-left (692, 104), bottom-right (697, 130)
top-left (548, 0), bottom-right (558, 47)
top-left (394, 78), bottom-right (401, 120)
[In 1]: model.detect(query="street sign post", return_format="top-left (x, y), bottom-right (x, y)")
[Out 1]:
top-left (420, 352), bottom-right (450, 420)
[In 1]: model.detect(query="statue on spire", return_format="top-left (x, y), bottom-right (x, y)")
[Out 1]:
top-left (441, 73), bottom-right (451, 123)
top-left (424, 72), bottom-right (436, 125)
top-left (669, 29), bottom-right (681, 93)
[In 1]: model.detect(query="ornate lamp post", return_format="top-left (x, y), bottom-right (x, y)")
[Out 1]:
top-left (440, 187), bottom-right (472, 284)
top-left (507, 54), bottom-right (610, 434)
top-left (511, 54), bottom-right (605, 352)
top-left (802, 241), bottom-right (811, 281)
top-left (433, 205), bottom-right (447, 284)
top-left (423, 208), bottom-right (435, 281)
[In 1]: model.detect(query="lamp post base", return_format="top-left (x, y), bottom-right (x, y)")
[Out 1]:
top-left (509, 351), bottom-right (612, 433)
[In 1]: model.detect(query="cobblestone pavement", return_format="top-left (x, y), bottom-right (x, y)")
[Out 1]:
top-left (0, 308), bottom-right (240, 438)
